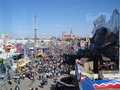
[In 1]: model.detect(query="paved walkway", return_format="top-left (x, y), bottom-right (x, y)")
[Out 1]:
top-left (0, 74), bottom-right (77, 90)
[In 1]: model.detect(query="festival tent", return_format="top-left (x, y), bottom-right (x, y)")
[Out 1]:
top-left (35, 53), bottom-right (44, 56)
top-left (35, 53), bottom-right (44, 58)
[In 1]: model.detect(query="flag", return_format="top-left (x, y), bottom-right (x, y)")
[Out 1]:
top-left (80, 75), bottom-right (86, 81)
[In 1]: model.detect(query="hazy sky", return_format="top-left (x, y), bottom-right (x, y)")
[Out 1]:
top-left (0, 0), bottom-right (119, 38)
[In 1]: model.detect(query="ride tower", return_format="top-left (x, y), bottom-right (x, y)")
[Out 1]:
top-left (34, 15), bottom-right (37, 47)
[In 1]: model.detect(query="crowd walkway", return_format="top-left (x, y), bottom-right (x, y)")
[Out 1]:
top-left (0, 74), bottom-right (76, 90)
top-left (0, 55), bottom-right (76, 90)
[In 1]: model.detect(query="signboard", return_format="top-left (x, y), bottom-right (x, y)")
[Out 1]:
top-left (102, 73), bottom-right (120, 79)
top-left (93, 15), bottom-right (106, 27)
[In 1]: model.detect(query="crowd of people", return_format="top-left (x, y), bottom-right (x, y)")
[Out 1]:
top-left (5, 40), bottom-right (79, 90)
top-left (7, 53), bottom-right (74, 90)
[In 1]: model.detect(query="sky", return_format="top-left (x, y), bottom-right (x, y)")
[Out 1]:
top-left (0, 0), bottom-right (119, 38)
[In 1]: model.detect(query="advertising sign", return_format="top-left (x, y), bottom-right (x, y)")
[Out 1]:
top-left (93, 15), bottom-right (105, 27)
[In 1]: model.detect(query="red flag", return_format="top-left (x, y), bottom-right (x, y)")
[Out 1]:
top-left (79, 75), bottom-right (86, 81)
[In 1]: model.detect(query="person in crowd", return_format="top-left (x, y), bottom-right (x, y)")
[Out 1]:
top-left (35, 87), bottom-right (38, 90)
top-left (31, 87), bottom-right (34, 90)
top-left (1, 74), bottom-right (4, 80)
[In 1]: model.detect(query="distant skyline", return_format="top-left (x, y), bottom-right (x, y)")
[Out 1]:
top-left (0, 0), bottom-right (119, 38)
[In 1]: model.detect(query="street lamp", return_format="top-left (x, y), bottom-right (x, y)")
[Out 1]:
top-left (14, 62), bottom-right (20, 90)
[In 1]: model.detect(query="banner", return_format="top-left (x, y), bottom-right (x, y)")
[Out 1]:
top-left (93, 79), bottom-right (120, 89)
top-left (79, 73), bottom-right (95, 90)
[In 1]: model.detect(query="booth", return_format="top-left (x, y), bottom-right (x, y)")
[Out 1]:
top-left (35, 53), bottom-right (44, 58)
top-left (18, 58), bottom-right (31, 72)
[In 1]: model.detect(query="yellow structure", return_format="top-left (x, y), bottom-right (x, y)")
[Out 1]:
top-left (18, 58), bottom-right (31, 72)
top-left (81, 71), bottom-right (94, 80)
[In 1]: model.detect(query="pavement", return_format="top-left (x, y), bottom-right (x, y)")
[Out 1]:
top-left (0, 74), bottom-right (77, 90)
top-left (0, 76), bottom-right (53, 90)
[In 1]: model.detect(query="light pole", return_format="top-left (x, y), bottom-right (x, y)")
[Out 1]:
top-left (15, 61), bottom-right (20, 90)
